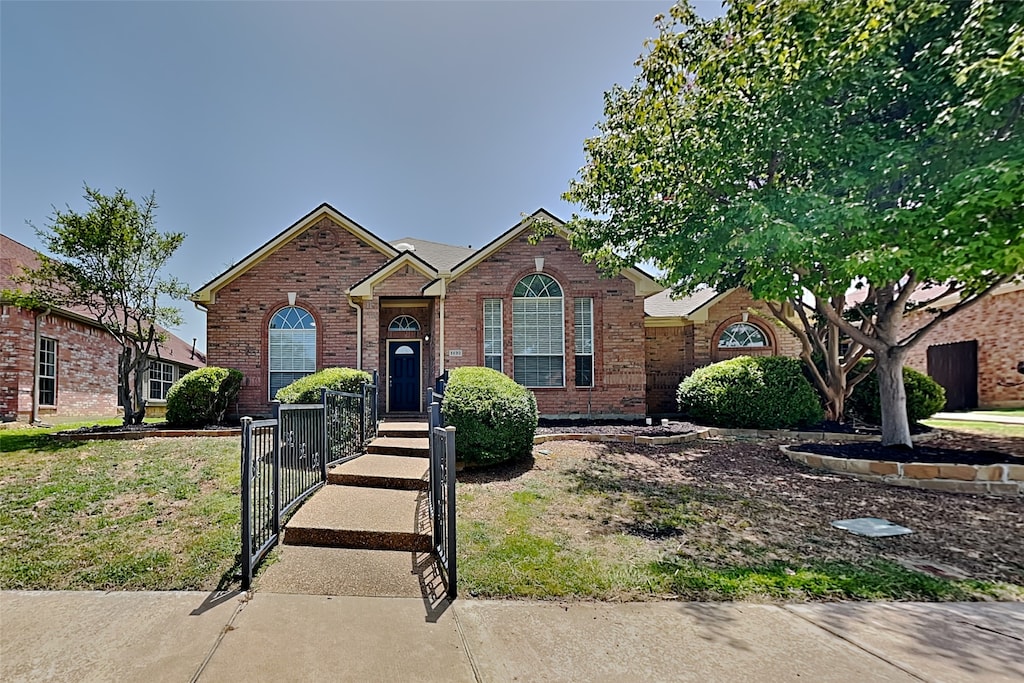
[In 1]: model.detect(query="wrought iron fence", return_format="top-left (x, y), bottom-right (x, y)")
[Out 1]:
top-left (240, 375), bottom-right (378, 589)
top-left (427, 388), bottom-right (457, 599)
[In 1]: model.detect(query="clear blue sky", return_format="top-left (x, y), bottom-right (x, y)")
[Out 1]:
top-left (2, 0), bottom-right (723, 352)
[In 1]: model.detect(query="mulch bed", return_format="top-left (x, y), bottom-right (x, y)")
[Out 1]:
top-left (59, 422), bottom-right (237, 434)
top-left (794, 440), bottom-right (1022, 465)
top-left (537, 419), bottom-right (701, 437)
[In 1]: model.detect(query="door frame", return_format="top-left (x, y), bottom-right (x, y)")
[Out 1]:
top-left (386, 339), bottom-right (422, 413)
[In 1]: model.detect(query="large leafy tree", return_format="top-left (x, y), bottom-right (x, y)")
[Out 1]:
top-left (563, 0), bottom-right (1023, 447)
top-left (13, 186), bottom-right (190, 425)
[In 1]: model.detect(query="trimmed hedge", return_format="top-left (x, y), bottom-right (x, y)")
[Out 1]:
top-left (846, 362), bottom-right (946, 425)
top-left (677, 356), bottom-right (824, 429)
top-left (274, 367), bottom-right (372, 404)
top-left (166, 367), bottom-right (243, 428)
top-left (441, 366), bottom-right (538, 466)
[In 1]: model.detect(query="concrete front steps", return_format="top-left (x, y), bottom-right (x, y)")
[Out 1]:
top-left (257, 418), bottom-right (437, 597)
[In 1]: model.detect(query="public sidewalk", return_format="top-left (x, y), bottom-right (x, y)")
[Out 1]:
top-left (2, 591), bottom-right (1022, 682)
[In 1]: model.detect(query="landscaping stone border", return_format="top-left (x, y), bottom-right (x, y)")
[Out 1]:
top-left (780, 444), bottom-right (1024, 496)
top-left (533, 428), bottom-right (932, 447)
top-left (55, 428), bottom-right (240, 441)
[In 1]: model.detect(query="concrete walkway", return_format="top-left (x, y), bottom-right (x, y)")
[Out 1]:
top-left (2, 591), bottom-right (1022, 682)
top-left (932, 411), bottom-right (1024, 425)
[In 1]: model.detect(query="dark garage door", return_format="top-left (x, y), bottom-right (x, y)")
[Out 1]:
top-left (926, 340), bottom-right (978, 411)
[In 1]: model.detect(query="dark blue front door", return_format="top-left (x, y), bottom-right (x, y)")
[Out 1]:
top-left (389, 341), bottom-right (420, 412)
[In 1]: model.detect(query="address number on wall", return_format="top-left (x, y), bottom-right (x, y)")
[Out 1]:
top-left (448, 349), bottom-right (463, 357)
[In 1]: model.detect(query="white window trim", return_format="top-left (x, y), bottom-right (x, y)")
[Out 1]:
top-left (512, 274), bottom-right (565, 388)
top-left (38, 337), bottom-right (57, 406)
top-left (148, 359), bottom-right (177, 401)
top-left (269, 305), bottom-right (317, 400)
top-left (483, 298), bottom-right (503, 372)
top-left (574, 298), bottom-right (594, 388)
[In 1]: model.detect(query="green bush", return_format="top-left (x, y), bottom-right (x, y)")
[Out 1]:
top-left (166, 367), bottom-right (243, 428)
top-left (441, 366), bottom-right (538, 466)
top-left (676, 356), bottom-right (824, 429)
top-left (274, 367), bottom-right (372, 404)
top-left (846, 361), bottom-right (946, 425)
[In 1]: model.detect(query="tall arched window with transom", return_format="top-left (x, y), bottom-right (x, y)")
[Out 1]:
top-left (269, 306), bottom-right (316, 399)
top-left (513, 273), bottom-right (564, 387)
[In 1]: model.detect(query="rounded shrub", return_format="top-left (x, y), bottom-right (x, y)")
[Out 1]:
top-left (275, 367), bottom-right (372, 404)
top-left (166, 366), bottom-right (243, 428)
top-left (846, 362), bottom-right (946, 425)
top-left (676, 356), bottom-right (824, 429)
top-left (440, 366), bottom-right (538, 466)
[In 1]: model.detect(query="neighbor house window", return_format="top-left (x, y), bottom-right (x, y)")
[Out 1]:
top-left (149, 360), bottom-right (176, 400)
top-left (574, 298), bottom-right (594, 387)
top-left (483, 298), bottom-right (502, 371)
top-left (718, 322), bottom-right (768, 347)
top-left (513, 274), bottom-right (564, 387)
top-left (388, 315), bottom-right (420, 332)
top-left (269, 306), bottom-right (316, 400)
top-left (38, 337), bottom-right (57, 406)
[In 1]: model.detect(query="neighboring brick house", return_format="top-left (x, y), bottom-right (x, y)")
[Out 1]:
top-left (193, 204), bottom-right (807, 419)
top-left (1, 235), bottom-right (206, 422)
top-left (903, 283), bottom-right (1024, 410)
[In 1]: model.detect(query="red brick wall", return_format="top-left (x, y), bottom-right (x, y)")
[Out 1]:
top-left (903, 288), bottom-right (1024, 408)
top-left (444, 233), bottom-right (647, 418)
top-left (643, 290), bottom-right (803, 414)
top-left (205, 216), bottom-right (390, 416)
top-left (1, 306), bottom-right (121, 420)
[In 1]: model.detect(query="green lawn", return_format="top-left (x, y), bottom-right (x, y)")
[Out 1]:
top-left (0, 427), bottom-right (240, 591)
top-left (920, 420), bottom-right (1024, 438)
top-left (457, 439), bottom-right (1023, 602)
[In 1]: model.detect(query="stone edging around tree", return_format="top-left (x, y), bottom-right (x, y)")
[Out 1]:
top-left (780, 445), bottom-right (1024, 497)
top-left (55, 428), bottom-right (240, 441)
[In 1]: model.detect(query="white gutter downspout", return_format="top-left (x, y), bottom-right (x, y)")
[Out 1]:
top-left (347, 294), bottom-right (362, 369)
top-left (438, 276), bottom-right (448, 375)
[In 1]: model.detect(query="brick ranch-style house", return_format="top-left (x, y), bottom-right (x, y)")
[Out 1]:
top-left (193, 204), bottom-right (803, 419)
top-left (903, 282), bottom-right (1024, 410)
top-left (1, 235), bottom-right (206, 422)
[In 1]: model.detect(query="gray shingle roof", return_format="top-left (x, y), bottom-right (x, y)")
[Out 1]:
top-left (389, 237), bottom-right (476, 272)
top-left (644, 288), bottom-right (720, 317)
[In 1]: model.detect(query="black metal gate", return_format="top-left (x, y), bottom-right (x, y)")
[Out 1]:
top-left (927, 340), bottom-right (978, 410)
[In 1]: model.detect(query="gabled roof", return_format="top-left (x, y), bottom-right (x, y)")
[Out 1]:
top-left (349, 250), bottom-right (438, 298)
top-left (643, 288), bottom-right (721, 318)
top-left (389, 237), bottom-right (474, 272)
top-left (445, 209), bottom-right (663, 297)
top-left (192, 203), bottom-right (399, 304)
top-left (1, 234), bottom-right (204, 368)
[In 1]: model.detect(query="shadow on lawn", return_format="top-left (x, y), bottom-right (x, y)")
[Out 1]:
top-left (458, 454), bottom-right (536, 483)
top-left (1, 430), bottom-right (82, 454)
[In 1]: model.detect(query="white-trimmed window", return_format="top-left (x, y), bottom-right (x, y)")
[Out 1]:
top-left (574, 298), bottom-right (594, 387)
top-left (718, 322), bottom-right (768, 348)
top-left (483, 299), bottom-right (503, 371)
top-left (269, 306), bottom-right (317, 400)
top-left (388, 315), bottom-right (420, 332)
top-left (38, 337), bottom-right (57, 406)
top-left (513, 274), bottom-right (564, 387)
top-left (149, 360), bottom-right (176, 400)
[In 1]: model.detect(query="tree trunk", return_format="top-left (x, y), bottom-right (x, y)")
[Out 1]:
top-left (131, 355), bottom-right (148, 425)
top-left (119, 348), bottom-right (134, 426)
top-left (876, 351), bottom-right (912, 448)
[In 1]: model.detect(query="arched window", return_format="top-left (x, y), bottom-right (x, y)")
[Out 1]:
top-left (718, 322), bottom-right (768, 348)
top-left (269, 306), bottom-right (316, 399)
top-left (513, 273), bottom-right (564, 387)
top-left (388, 315), bottom-right (420, 332)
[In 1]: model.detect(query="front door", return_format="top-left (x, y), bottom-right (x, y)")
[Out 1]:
top-left (388, 341), bottom-right (421, 412)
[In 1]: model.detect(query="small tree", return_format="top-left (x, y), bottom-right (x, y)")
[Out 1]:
top-left (562, 0), bottom-right (1024, 447)
top-left (13, 186), bottom-right (190, 424)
